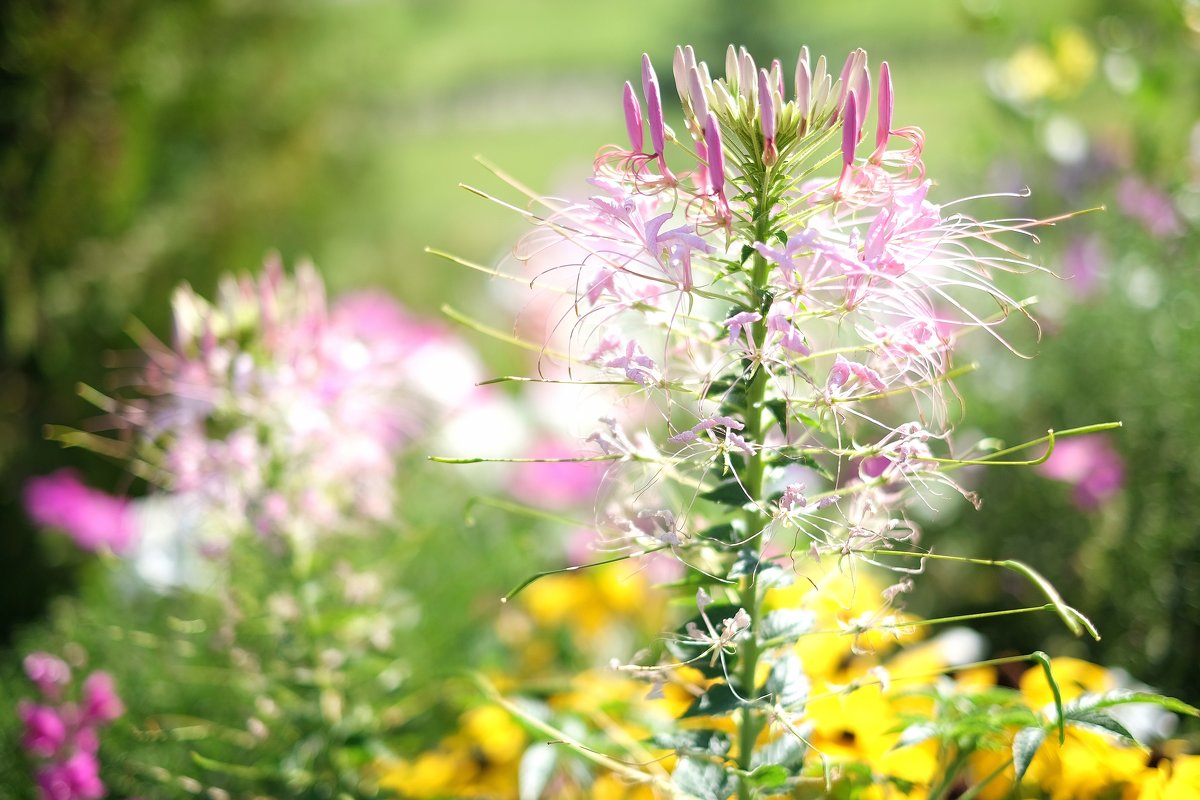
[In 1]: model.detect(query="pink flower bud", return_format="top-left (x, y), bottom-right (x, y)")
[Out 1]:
top-left (641, 54), bottom-right (666, 157)
top-left (842, 90), bottom-right (858, 167)
top-left (758, 69), bottom-right (778, 166)
top-left (687, 66), bottom-right (709, 131)
top-left (874, 61), bottom-right (893, 159)
top-left (622, 81), bottom-right (643, 154)
top-left (705, 112), bottom-right (726, 193)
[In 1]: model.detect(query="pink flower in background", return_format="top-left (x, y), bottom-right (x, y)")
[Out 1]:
top-left (1037, 434), bottom-right (1125, 509)
top-left (18, 703), bottom-right (68, 758)
top-left (1062, 234), bottom-right (1106, 298)
top-left (1116, 176), bottom-right (1183, 238)
top-left (19, 652), bottom-right (122, 800)
top-left (79, 673), bottom-right (124, 727)
top-left (510, 439), bottom-right (606, 509)
top-left (37, 751), bottom-right (105, 800)
top-left (24, 653), bottom-right (71, 701)
top-left (81, 258), bottom-right (486, 553)
top-left (24, 470), bottom-right (135, 553)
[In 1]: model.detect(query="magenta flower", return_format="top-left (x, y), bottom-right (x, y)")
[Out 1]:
top-left (1037, 434), bottom-right (1125, 509)
top-left (36, 751), bottom-right (104, 800)
top-left (24, 653), bottom-right (71, 701)
top-left (79, 673), bottom-right (124, 727)
top-left (18, 654), bottom-right (122, 800)
top-left (18, 702), bottom-right (68, 758)
top-left (23, 470), bottom-right (135, 554)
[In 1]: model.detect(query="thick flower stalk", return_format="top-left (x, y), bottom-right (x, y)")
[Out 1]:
top-left (439, 43), bottom-right (1133, 799)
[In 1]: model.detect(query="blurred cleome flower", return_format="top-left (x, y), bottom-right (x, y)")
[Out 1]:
top-left (28, 256), bottom-right (486, 570)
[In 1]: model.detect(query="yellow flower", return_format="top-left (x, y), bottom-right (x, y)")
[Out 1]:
top-left (1137, 754), bottom-right (1200, 799)
top-left (590, 772), bottom-right (660, 800)
top-left (461, 704), bottom-right (527, 765)
top-left (377, 748), bottom-right (474, 798)
top-left (1025, 728), bottom-right (1147, 800)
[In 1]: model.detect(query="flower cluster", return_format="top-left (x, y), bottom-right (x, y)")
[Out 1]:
top-left (444, 41), bottom-right (1144, 799)
top-left (18, 652), bottom-right (124, 800)
top-left (51, 257), bottom-right (482, 558)
top-left (513, 43), bottom-right (1037, 579)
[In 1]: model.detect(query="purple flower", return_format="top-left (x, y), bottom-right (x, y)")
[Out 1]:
top-left (1037, 434), bottom-right (1125, 510)
top-left (23, 471), bottom-right (135, 554)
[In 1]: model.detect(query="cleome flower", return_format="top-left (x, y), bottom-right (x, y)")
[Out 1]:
top-left (40, 256), bottom-right (482, 562)
top-left (503, 42), bottom-right (1049, 574)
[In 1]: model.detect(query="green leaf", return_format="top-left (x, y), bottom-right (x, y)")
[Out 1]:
top-left (1012, 726), bottom-right (1046, 783)
top-left (681, 683), bottom-right (744, 719)
top-left (758, 609), bottom-right (816, 645)
top-left (1031, 651), bottom-right (1066, 744)
top-left (751, 733), bottom-right (806, 773)
top-left (746, 764), bottom-right (790, 790)
top-left (893, 722), bottom-right (937, 749)
top-left (672, 755), bottom-right (739, 800)
top-left (697, 521), bottom-right (743, 545)
top-left (1064, 709), bottom-right (1137, 742)
top-left (766, 653), bottom-right (809, 711)
top-left (699, 480), bottom-right (750, 508)
top-left (518, 744), bottom-right (558, 800)
top-left (648, 730), bottom-right (732, 757)
top-left (771, 446), bottom-right (834, 480)
top-left (764, 400), bottom-right (820, 433)
top-left (1066, 690), bottom-right (1200, 718)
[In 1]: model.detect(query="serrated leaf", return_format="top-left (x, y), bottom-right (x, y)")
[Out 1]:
top-left (758, 609), bottom-right (816, 645)
top-left (766, 653), bottom-right (809, 711)
top-left (1066, 690), bottom-right (1199, 718)
top-left (648, 730), bottom-right (733, 757)
top-left (699, 480), bottom-right (750, 508)
top-left (893, 722), bottom-right (937, 749)
top-left (751, 734), bottom-right (806, 773)
top-left (726, 549), bottom-right (761, 580)
top-left (672, 755), bottom-right (739, 800)
top-left (1064, 709), bottom-right (1137, 742)
top-left (682, 683), bottom-right (743, 719)
top-left (518, 744), bottom-right (558, 800)
top-left (1012, 726), bottom-right (1046, 783)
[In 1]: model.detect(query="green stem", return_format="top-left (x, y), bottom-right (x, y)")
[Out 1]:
top-left (734, 166), bottom-right (776, 800)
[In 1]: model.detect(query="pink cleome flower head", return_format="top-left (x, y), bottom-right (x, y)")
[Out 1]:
top-left (82, 256), bottom-right (476, 552)
top-left (501, 42), bottom-right (1055, 575)
top-left (23, 470), bottom-right (136, 554)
